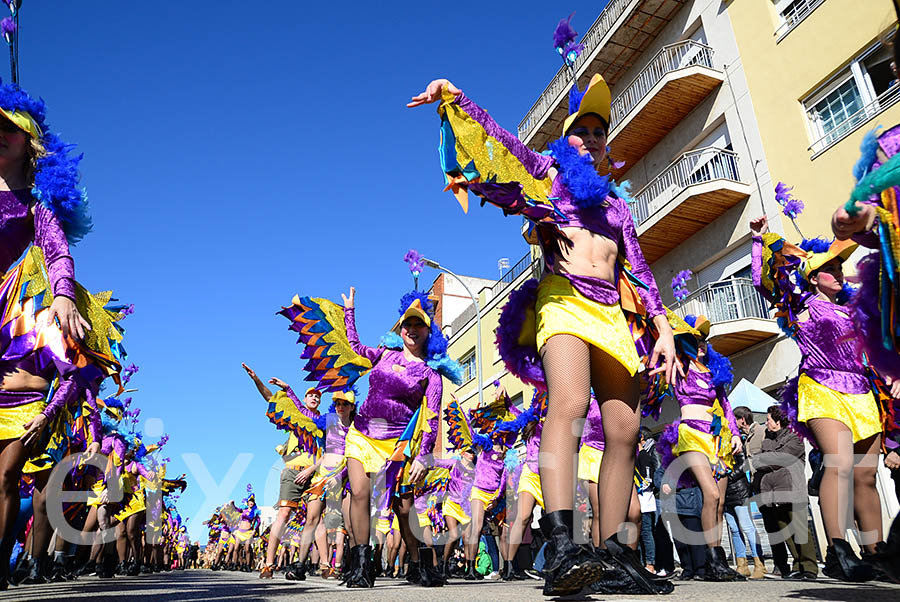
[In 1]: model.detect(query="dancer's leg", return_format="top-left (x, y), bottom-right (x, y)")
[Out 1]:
top-left (295, 499), bottom-right (325, 565)
top-left (507, 493), bottom-right (535, 562)
top-left (466, 500), bottom-right (485, 560)
top-left (264, 506), bottom-right (293, 567)
top-left (346, 459), bottom-right (371, 547)
top-left (808, 418), bottom-right (855, 543)
top-left (852, 433), bottom-right (883, 551)
top-left (683, 451), bottom-right (723, 548)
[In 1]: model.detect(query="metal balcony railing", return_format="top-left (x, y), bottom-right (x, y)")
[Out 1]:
top-left (610, 40), bottom-right (716, 127)
top-left (809, 82), bottom-right (900, 155)
top-left (774, 0), bottom-right (827, 39)
top-left (630, 147), bottom-right (741, 227)
top-left (670, 278), bottom-right (770, 324)
top-left (517, 0), bottom-right (635, 141)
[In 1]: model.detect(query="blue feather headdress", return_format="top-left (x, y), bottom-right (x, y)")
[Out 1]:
top-left (381, 290), bottom-right (463, 384)
top-left (0, 79), bottom-right (91, 243)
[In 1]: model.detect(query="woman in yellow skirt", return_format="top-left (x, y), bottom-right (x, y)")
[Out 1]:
top-left (752, 214), bottom-right (887, 581)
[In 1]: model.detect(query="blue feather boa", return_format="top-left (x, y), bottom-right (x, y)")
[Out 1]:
top-left (853, 127), bottom-right (881, 183)
top-left (0, 80), bottom-right (91, 243)
top-left (547, 137), bottom-right (611, 208)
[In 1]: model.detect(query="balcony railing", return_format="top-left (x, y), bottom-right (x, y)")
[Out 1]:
top-left (517, 0), bottom-right (635, 141)
top-left (609, 40), bottom-right (715, 128)
top-left (670, 278), bottom-right (770, 324)
top-left (774, 0), bottom-right (827, 40)
top-left (809, 83), bottom-right (900, 156)
top-left (630, 147), bottom-right (741, 227)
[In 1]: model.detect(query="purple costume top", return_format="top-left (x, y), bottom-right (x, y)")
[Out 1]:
top-left (473, 446), bottom-right (507, 493)
top-left (674, 363), bottom-right (739, 435)
top-left (581, 397), bottom-right (605, 452)
top-left (524, 423), bottom-right (542, 473)
top-left (0, 189), bottom-right (81, 419)
top-left (447, 458), bottom-right (476, 506)
top-left (452, 93), bottom-right (664, 317)
top-left (752, 236), bottom-right (870, 395)
top-left (344, 308), bottom-right (442, 463)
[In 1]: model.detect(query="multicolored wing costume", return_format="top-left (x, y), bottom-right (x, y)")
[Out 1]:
top-left (444, 395), bottom-right (491, 451)
top-left (278, 296), bottom-right (373, 392)
top-left (469, 387), bottom-right (520, 434)
top-left (265, 390), bottom-right (325, 457)
top-left (438, 87), bottom-right (555, 220)
top-left (753, 233), bottom-right (811, 338)
top-left (0, 246), bottom-right (127, 389)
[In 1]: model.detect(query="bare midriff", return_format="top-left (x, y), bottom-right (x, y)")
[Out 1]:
top-left (1, 369), bottom-right (50, 393)
top-left (555, 226), bottom-right (618, 284)
top-left (681, 405), bottom-right (714, 422)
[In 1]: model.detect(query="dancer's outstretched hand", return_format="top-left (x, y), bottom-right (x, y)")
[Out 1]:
top-left (242, 363), bottom-right (259, 381)
top-left (832, 202), bottom-right (875, 240)
top-left (20, 413), bottom-right (48, 448)
top-left (341, 287), bottom-right (355, 309)
top-left (268, 377), bottom-right (290, 390)
top-left (407, 79), bottom-right (461, 107)
top-left (749, 215), bottom-right (769, 237)
top-left (407, 459), bottom-right (427, 483)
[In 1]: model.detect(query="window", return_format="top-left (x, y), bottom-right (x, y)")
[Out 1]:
top-left (459, 351), bottom-right (477, 383)
top-left (805, 39), bottom-right (900, 154)
top-left (774, 0), bottom-right (826, 39)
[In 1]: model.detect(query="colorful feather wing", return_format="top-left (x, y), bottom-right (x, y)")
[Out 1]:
top-left (438, 86), bottom-right (553, 216)
top-left (469, 391), bottom-right (517, 433)
top-left (415, 465), bottom-right (451, 498)
top-left (265, 390), bottom-right (324, 457)
top-left (278, 295), bottom-right (372, 392)
top-left (443, 396), bottom-right (473, 451)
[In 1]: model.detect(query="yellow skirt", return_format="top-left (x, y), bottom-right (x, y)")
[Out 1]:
top-left (470, 485), bottom-right (502, 507)
top-left (115, 489), bottom-right (146, 521)
top-left (535, 274), bottom-right (641, 376)
top-left (577, 444), bottom-right (604, 483)
top-left (232, 528), bottom-right (253, 543)
top-left (517, 464), bottom-right (544, 509)
top-left (797, 374), bottom-right (882, 443)
top-left (344, 426), bottom-right (398, 474)
top-left (0, 399), bottom-right (44, 440)
top-left (375, 513), bottom-right (399, 535)
top-left (672, 422), bottom-right (735, 470)
top-left (443, 499), bottom-right (470, 525)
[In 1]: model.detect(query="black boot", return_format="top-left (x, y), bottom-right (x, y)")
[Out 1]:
top-left (76, 559), bottom-right (97, 577)
top-left (870, 527), bottom-right (900, 584)
top-left (405, 558), bottom-right (421, 584)
top-left (97, 555), bottom-right (117, 579)
top-left (346, 545), bottom-right (374, 588)
top-left (339, 547), bottom-right (357, 585)
top-left (511, 558), bottom-right (529, 581)
top-left (703, 547), bottom-right (736, 581)
top-left (603, 534), bottom-right (675, 593)
top-left (539, 510), bottom-right (604, 596)
top-left (417, 547), bottom-right (443, 587)
top-left (501, 559), bottom-right (515, 581)
top-left (9, 552), bottom-right (32, 586)
top-left (716, 546), bottom-right (746, 581)
top-left (823, 539), bottom-right (874, 582)
top-left (372, 544), bottom-right (383, 578)
top-left (284, 561), bottom-right (306, 581)
top-left (464, 559), bottom-right (480, 581)
top-left (22, 555), bottom-right (49, 585)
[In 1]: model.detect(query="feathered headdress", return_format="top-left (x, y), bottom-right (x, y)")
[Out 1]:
top-left (684, 314), bottom-right (732, 388)
top-left (671, 269), bottom-right (693, 302)
top-left (773, 182), bottom-right (805, 238)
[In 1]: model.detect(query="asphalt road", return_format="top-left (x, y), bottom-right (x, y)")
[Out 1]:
top-left (3, 569), bottom-right (900, 601)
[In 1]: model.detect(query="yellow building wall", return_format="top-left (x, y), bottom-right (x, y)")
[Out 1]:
top-left (727, 0), bottom-right (900, 237)
top-left (439, 285), bottom-right (535, 457)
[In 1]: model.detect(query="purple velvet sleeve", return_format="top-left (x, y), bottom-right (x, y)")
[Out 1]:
top-left (850, 215), bottom-right (881, 249)
top-left (717, 385), bottom-right (740, 436)
top-left (416, 369), bottom-right (443, 463)
top-left (33, 203), bottom-right (76, 300)
top-left (453, 92), bottom-right (555, 180)
top-left (618, 198), bottom-right (664, 317)
top-left (40, 373), bottom-right (78, 422)
top-left (344, 307), bottom-right (384, 365)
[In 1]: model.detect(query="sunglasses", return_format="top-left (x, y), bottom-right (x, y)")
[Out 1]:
top-left (0, 120), bottom-right (22, 135)
top-left (334, 401), bottom-right (353, 407)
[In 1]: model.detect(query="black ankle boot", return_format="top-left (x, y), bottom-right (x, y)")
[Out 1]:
top-left (823, 539), bottom-right (874, 582)
top-left (703, 547), bottom-right (736, 581)
top-left (406, 558), bottom-right (421, 584)
top-left (339, 547), bottom-right (358, 585)
top-left (22, 555), bottom-right (48, 584)
top-left (346, 545), bottom-right (374, 588)
top-left (603, 534), bottom-right (675, 593)
top-left (716, 546), bottom-right (745, 581)
top-left (538, 509), bottom-right (603, 596)
top-left (285, 561), bottom-right (306, 581)
top-left (98, 555), bottom-right (117, 579)
top-left (372, 544), bottom-right (383, 578)
top-left (501, 560), bottom-right (515, 581)
top-left (511, 558), bottom-right (529, 580)
top-left (417, 547), bottom-right (443, 587)
top-left (464, 559), bottom-right (480, 581)
top-left (870, 521), bottom-right (900, 583)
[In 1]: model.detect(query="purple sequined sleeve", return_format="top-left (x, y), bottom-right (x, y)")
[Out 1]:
top-left (618, 198), bottom-right (664, 317)
top-left (416, 369), bottom-right (443, 463)
top-left (33, 202), bottom-right (76, 300)
top-left (453, 92), bottom-right (555, 180)
top-left (344, 307), bottom-right (384, 365)
top-left (40, 373), bottom-right (78, 422)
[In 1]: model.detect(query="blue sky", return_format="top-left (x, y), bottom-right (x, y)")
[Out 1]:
top-left (18, 1), bottom-right (606, 541)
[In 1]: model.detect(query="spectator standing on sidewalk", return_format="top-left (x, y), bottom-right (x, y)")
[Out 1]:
top-left (723, 450), bottom-right (765, 579)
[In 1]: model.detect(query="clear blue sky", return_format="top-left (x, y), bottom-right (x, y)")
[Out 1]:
top-left (19, 1), bottom-right (606, 541)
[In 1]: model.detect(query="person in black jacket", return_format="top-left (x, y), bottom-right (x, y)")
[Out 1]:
top-left (753, 406), bottom-right (817, 580)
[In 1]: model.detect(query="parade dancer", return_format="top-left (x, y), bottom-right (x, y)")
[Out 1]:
top-left (439, 447), bottom-right (476, 579)
top-left (652, 314), bottom-right (744, 581)
top-left (752, 213), bottom-right (886, 581)
top-left (408, 15), bottom-right (678, 595)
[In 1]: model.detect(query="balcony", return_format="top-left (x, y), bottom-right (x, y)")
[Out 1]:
top-left (630, 147), bottom-right (752, 263)
top-left (809, 82), bottom-right (900, 157)
top-left (517, 0), bottom-right (687, 150)
top-left (670, 278), bottom-right (780, 356)
top-left (608, 40), bottom-right (724, 180)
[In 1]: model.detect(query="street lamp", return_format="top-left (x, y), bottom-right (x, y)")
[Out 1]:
top-left (422, 257), bottom-right (484, 408)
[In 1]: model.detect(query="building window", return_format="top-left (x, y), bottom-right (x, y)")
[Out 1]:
top-left (774, 0), bottom-right (827, 39)
top-left (806, 40), bottom-right (900, 155)
top-left (459, 351), bottom-right (477, 384)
